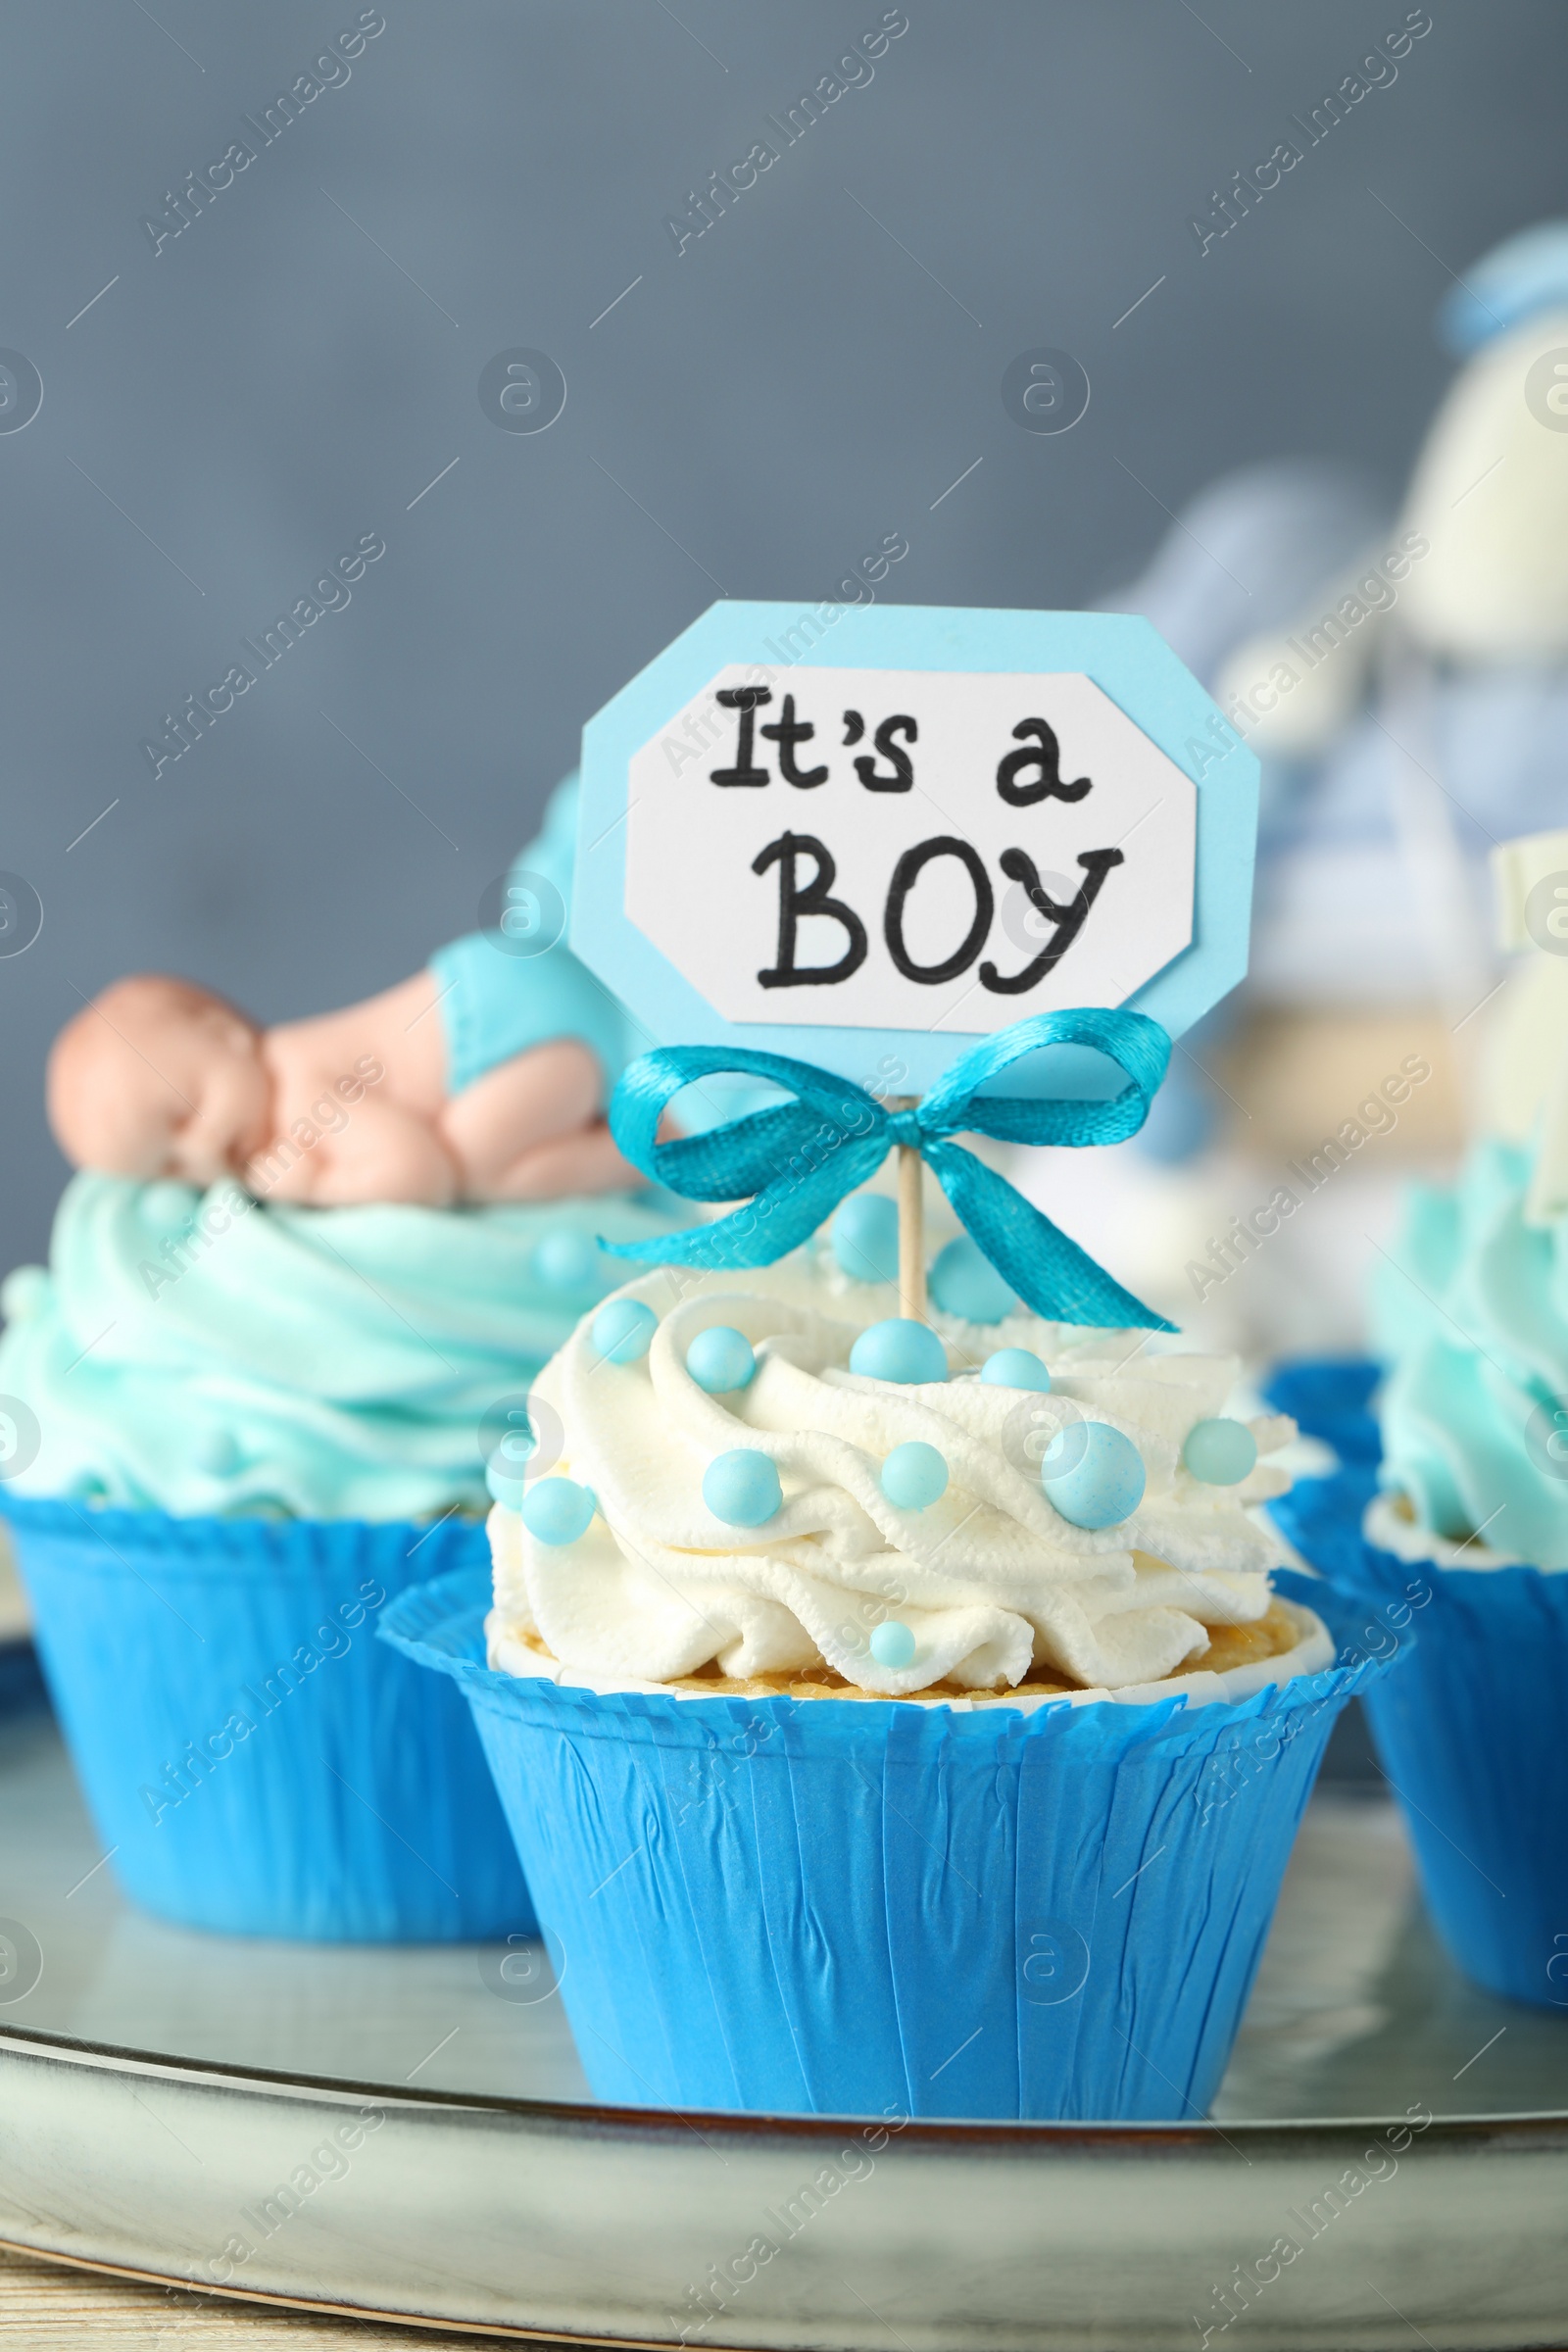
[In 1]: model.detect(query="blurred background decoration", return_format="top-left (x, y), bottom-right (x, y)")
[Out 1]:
top-left (1059, 215), bottom-right (1568, 1353)
top-left (2, 1), bottom-right (1566, 1363)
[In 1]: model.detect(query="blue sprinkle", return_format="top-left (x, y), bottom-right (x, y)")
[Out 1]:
top-left (1040, 1421), bottom-right (1146, 1531)
top-left (849, 1318), bottom-right (948, 1385)
top-left (533, 1230), bottom-right (600, 1292)
top-left (702, 1448), bottom-right (782, 1528)
top-left (686, 1325), bottom-right (757, 1395)
top-left (928, 1236), bottom-right (1016, 1324)
top-left (485, 1415), bottom-right (541, 1504)
top-left (591, 1297), bottom-right (658, 1364)
top-left (195, 1429), bottom-right (239, 1477)
top-left (520, 1478), bottom-right (596, 1545)
top-left (880, 1441), bottom-right (949, 1511)
top-left (0, 1266), bottom-right (50, 1323)
top-left (869, 1619), bottom-right (916, 1669)
top-left (142, 1180), bottom-right (198, 1228)
top-left (495, 1424), bottom-right (538, 1469)
top-left (1182, 1416), bottom-right (1258, 1486)
top-left (485, 1454), bottom-right (527, 1509)
top-left (831, 1194), bottom-right (901, 1285)
top-left (980, 1348), bottom-right (1052, 1392)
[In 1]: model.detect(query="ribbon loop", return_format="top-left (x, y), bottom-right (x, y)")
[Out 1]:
top-left (601, 1011), bottom-right (1176, 1331)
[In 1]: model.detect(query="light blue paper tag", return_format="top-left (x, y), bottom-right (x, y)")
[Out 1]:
top-left (575, 602), bottom-right (1257, 1092)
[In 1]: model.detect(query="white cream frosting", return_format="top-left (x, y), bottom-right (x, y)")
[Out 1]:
top-left (486, 1249), bottom-right (1320, 1701)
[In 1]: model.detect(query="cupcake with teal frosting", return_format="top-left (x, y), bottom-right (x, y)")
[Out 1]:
top-left (0, 1170), bottom-right (678, 1940)
top-left (1273, 1135), bottom-right (1568, 2008)
top-left (385, 1215), bottom-right (1393, 2121)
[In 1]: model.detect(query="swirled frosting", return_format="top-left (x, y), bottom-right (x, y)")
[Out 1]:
top-left (488, 1246), bottom-right (1321, 1700)
top-left (0, 1172), bottom-right (684, 1520)
top-left (1371, 1139), bottom-right (1568, 1568)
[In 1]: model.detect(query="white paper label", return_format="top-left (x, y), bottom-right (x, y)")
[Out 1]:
top-left (624, 666), bottom-right (1196, 1032)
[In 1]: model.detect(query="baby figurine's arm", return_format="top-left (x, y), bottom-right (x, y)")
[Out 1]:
top-left (245, 1082), bottom-right (461, 1207)
top-left (250, 972), bottom-right (454, 1205)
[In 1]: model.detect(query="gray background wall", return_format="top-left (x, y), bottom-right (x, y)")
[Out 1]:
top-left (1, 0), bottom-right (1563, 1267)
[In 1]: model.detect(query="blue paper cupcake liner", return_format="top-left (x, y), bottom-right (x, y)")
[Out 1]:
top-left (383, 1565), bottom-right (1394, 2121)
top-left (4, 1496), bottom-right (535, 1943)
top-left (1267, 1357), bottom-right (1568, 2014)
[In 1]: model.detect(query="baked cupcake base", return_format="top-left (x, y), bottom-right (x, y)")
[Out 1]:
top-left (384, 1564), bottom-right (1388, 2121)
top-left (6, 1498), bottom-right (535, 1942)
top-left (489, 1594), bottom-right (1331, 1711)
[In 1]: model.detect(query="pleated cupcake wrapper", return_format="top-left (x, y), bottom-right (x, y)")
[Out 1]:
top-left (1263, 1356), bottom-right (1384, 1469)
top-left (3, 1496), bottom-right (534, 1943)
top-left (382, 1566), bottom-right (1394, 2121)
top-left (1267, 1358), bottom-right (1568, 2012)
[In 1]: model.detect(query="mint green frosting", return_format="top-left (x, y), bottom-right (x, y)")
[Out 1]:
top-left (0, 1173), bottom-right (685, 1521)
top-left (1371, 1139), bottom-right (1568, 1565)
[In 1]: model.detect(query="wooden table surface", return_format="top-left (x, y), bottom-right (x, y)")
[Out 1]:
top-left (0, 2243), bottom-right (559, 2347)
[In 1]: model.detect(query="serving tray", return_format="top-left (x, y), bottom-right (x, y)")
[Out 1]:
top-left (1, 1689), bottom-right (1565, 2349)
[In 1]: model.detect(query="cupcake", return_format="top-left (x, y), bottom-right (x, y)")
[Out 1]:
top-left (385, 1225), bottom-right (1389, 2118)
top-left (0, 1169), bottom-right (679, 1940)
top-left (1275, 1138), bottom-right (1568, 2010)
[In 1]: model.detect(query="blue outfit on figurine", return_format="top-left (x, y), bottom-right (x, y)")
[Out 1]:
top-left (431, 773), bottom-right (783, 1141)
top-left (428, 775), bottom-right (633, 1096)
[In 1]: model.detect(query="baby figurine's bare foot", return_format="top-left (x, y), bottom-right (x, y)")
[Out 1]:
top-left (436, 1034), bottom-right (640, 1199)
top-left (477, 1117), bottom-right (650, 1200)
top-left (47, 976), bottom-right (271, 1186)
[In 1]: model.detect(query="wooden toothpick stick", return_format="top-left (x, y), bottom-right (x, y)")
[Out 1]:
top-left (893, 1097), bottom-right (926, 1320)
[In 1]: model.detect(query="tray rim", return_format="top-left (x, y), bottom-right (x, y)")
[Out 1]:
top-left (9, 2024), bottom-right (1568, 2351)
top-left (6, 2018), bottom-right (1567, 2150)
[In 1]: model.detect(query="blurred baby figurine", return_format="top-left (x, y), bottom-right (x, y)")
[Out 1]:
top-left (49, 961), bottom-right (635, 1208)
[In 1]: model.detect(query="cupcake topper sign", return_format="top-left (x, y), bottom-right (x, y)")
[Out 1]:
top-left (576, 604), bottom-right (1256, 1089)
top-left (576, 603), bottom-right (1259, 1327)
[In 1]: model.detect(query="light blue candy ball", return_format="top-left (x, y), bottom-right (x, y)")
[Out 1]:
top-left (869, 1619), bottom-right (916, 1668)
top-left (1183, 1416), bottom-right (1258, 1486)
top-left (495, 1423), bottom-right (538, 1469)
top-left (195, 1429), bottom-right (239, 1477)
top-left (1040, 1421), bottom-right (1146, 1530)
top-left (591, 1297), bottom-right (658, 1364)
top-left (980, 1348), bottom-right (1052, 1393)
top-left (686, 1325), bottom-right (757, 1395)
top-left (928, 1236), bottom-right (1016, 1324)
top-left (831, 1193), bottom-right (901, 1285)
top-left (849, 1317), bottom-right (948, 1385)
top-left (485, 1454), bottom-right (527, 1509)
top-left (520, 1478), bottom-right (596, 1545)
top-left (143, 1180), bottom-right (198, 1229)
top-left (0, 1265), bottom-right (50, 1322)
top-left (533, 1230), bottom-right (600, 1292)
top-left (880, 1441), bottom-right (949, 1511)
top-left (702, 1448), bottom-right (782, 1528)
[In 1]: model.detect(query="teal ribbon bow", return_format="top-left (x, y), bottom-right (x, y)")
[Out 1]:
top-left (601, 1009), bottom-right (1176, 1332)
